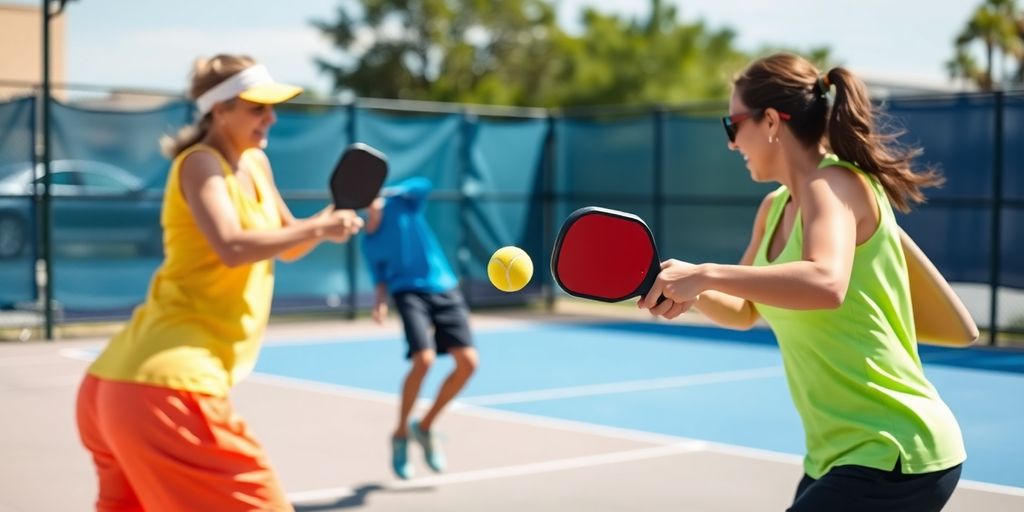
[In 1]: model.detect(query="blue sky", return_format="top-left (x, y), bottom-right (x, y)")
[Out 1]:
top-left (12, 0), bottom-right (985, 96)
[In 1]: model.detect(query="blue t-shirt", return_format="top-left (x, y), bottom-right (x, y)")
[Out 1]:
top-left (361, 177), bottom-right (458, 294)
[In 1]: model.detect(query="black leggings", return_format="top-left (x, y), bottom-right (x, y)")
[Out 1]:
top-left (788, 459), bottom-right (961, 512)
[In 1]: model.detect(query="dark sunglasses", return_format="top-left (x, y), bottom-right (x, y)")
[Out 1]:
top-left (721, 109), bottom-right (792, 143)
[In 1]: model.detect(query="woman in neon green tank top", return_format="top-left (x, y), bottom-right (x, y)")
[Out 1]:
top-left (75, 54), bottom-right (363, 511)
top-left (639, 53), bottom-right (965, 511)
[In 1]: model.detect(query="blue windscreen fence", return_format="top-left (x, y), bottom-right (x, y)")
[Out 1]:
top-left (660, 113), bottom-right (776, 265)
top-left (46, 101), bottom-right (190, 311)
top-left (886, 95), bottom-right (997, 285)
top-left (0, 97), bottom-right (36, 307)
top-left (1001, 94), bottom-right (1024, 290)
top-left (0, 91), bottom-right (1021, 331)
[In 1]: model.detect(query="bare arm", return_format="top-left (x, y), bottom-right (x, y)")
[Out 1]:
top-left (277, 206), bottom-right (332, 262)
top-left (248, 153), bottom-right (339, 262)
top-left (643, 169), bottom-right (861, 311)
top-left (179, 150), bottom-right (360, 267)
top-left (687, 192), bottom-right (776, 329)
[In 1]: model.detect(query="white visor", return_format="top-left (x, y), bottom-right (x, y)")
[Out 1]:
top-left (194, 64), bottom-right (302, 116)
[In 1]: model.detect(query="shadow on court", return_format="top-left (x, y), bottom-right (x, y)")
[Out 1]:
top-left (293, 484), bottom-right (435, 510)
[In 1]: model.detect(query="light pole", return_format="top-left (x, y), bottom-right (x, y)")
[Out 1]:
top-left (40, 0), bottom-right (73, 340)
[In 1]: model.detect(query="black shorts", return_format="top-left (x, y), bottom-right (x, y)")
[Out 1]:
top-left (788, 458), bottom-right (962, 512)
top-left (392, 289), bottom-right (473, 359)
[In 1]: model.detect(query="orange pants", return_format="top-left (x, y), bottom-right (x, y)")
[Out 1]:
top-left (75, 375), bottom-right (292, 511)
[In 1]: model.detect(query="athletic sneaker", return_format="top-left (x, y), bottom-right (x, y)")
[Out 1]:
top-left (411, 420), bottom-right (446, 473)
top-left (391, 436), bottom-right (414, 479)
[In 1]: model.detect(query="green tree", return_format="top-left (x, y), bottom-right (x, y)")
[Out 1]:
top-left (313, 0), bottom-right (563, 105)
top-left (946, 47), bottom-right (984, 86)
top-left (313, 0), bottom-right (831, 107)
top-left (540, 2), bottom-right (750, 107)
top-left (1015, 14), bottom-right (1024, 82)
top-left (949, 0), bottom-right (1024, 90)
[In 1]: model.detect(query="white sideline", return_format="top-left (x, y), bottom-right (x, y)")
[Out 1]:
top-left (287, 443), bottom-right (704, 503)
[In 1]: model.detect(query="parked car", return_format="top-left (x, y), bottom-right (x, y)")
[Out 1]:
top-left (0, 160), bottom-right (163, 259)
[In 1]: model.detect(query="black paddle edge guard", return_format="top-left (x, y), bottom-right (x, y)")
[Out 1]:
top-left (550, 206), bottom-right (662, 303)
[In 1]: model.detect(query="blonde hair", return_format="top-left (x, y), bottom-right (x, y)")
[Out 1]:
top-left (160, 54), bottom-right (257, 158)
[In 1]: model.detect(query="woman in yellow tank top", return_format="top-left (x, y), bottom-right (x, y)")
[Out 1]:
top-left (75, 54), bottom-right (362, 512)
top-left (638, 54), bottom-right (969, 511)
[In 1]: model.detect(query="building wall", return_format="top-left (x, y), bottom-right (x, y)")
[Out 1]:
top-left (0, 3), bottom-right (65, 100)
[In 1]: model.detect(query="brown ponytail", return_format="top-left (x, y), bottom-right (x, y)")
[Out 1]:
top-left (734, 53), bottom-right (943, 212)
top-left (822, 67), bottom-right (944, 212)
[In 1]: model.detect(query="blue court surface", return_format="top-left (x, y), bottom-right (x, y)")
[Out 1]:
top-left (254, 320), bottom-right (1024, 489)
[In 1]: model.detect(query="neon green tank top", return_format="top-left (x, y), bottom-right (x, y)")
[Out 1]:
top-left (752, 155), bottom-right (965, 477)
top-left (88, 144), bottom-right (281, 397)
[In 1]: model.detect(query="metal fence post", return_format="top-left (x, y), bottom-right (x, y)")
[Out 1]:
top-left (459, 110), bottom-right (475, 305)
top-left (542, 113), bottom-right (558, 312)
top-left (653, 106), bottom-right (666, 246)
top-left (346, 102), bottom-right (358, 319)
top-left (988, 91), bottom-right (1005, 345)
top-left (40, 0), bottom-right (55, 339)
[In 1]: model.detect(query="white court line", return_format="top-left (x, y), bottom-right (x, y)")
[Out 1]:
top-left (58, 348), bottom-right (98, 362)
top-left (287, 442), bottom-right (704, 504)
top-left (462, 366), bottom-right (783, 405)
top-left (248, 372), bottom-right (700, 446)
top-left (56, 339), bottom-right (1024, 498)
top-left (250, 371), bottom-right (1024, 498)
top-left (249, 373), bottom-right (399, 404)
top-left (0, 355), bottom-right (88, 367)
top-left (259, 321), bottom-right (584, 347)
top-left (262, 333), bottom-right (397, 347)
top-left (955, 480), bottom-right (1024, 497)
top-left (0, 374), bottom-right (83, 390)
top-left (47, 324), bottom-right (1024, 499)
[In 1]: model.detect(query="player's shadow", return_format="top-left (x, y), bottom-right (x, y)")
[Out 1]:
top-left (293, 483), bottom-right (436, 510)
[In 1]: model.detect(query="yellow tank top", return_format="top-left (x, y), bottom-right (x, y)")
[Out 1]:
top-left (88, 144), bottom-right (281, 397)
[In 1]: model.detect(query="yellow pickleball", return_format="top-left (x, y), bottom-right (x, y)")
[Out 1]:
top-left (487, 246), bottom-right (534, 292)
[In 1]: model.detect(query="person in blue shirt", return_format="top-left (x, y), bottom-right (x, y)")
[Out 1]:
top-left (361, 176), bottom-right (478, 480)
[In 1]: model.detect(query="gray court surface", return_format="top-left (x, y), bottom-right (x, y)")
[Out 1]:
top-left (1, 314), bottom-right (1022, 511)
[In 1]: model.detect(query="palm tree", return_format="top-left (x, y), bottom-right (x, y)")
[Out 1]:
top-left (1015, 14), bottom-right (1024, 84)
top-left (947, 47), bottom-right (983, 88)
top-left (950, 0), bottom-right (1023, 90)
